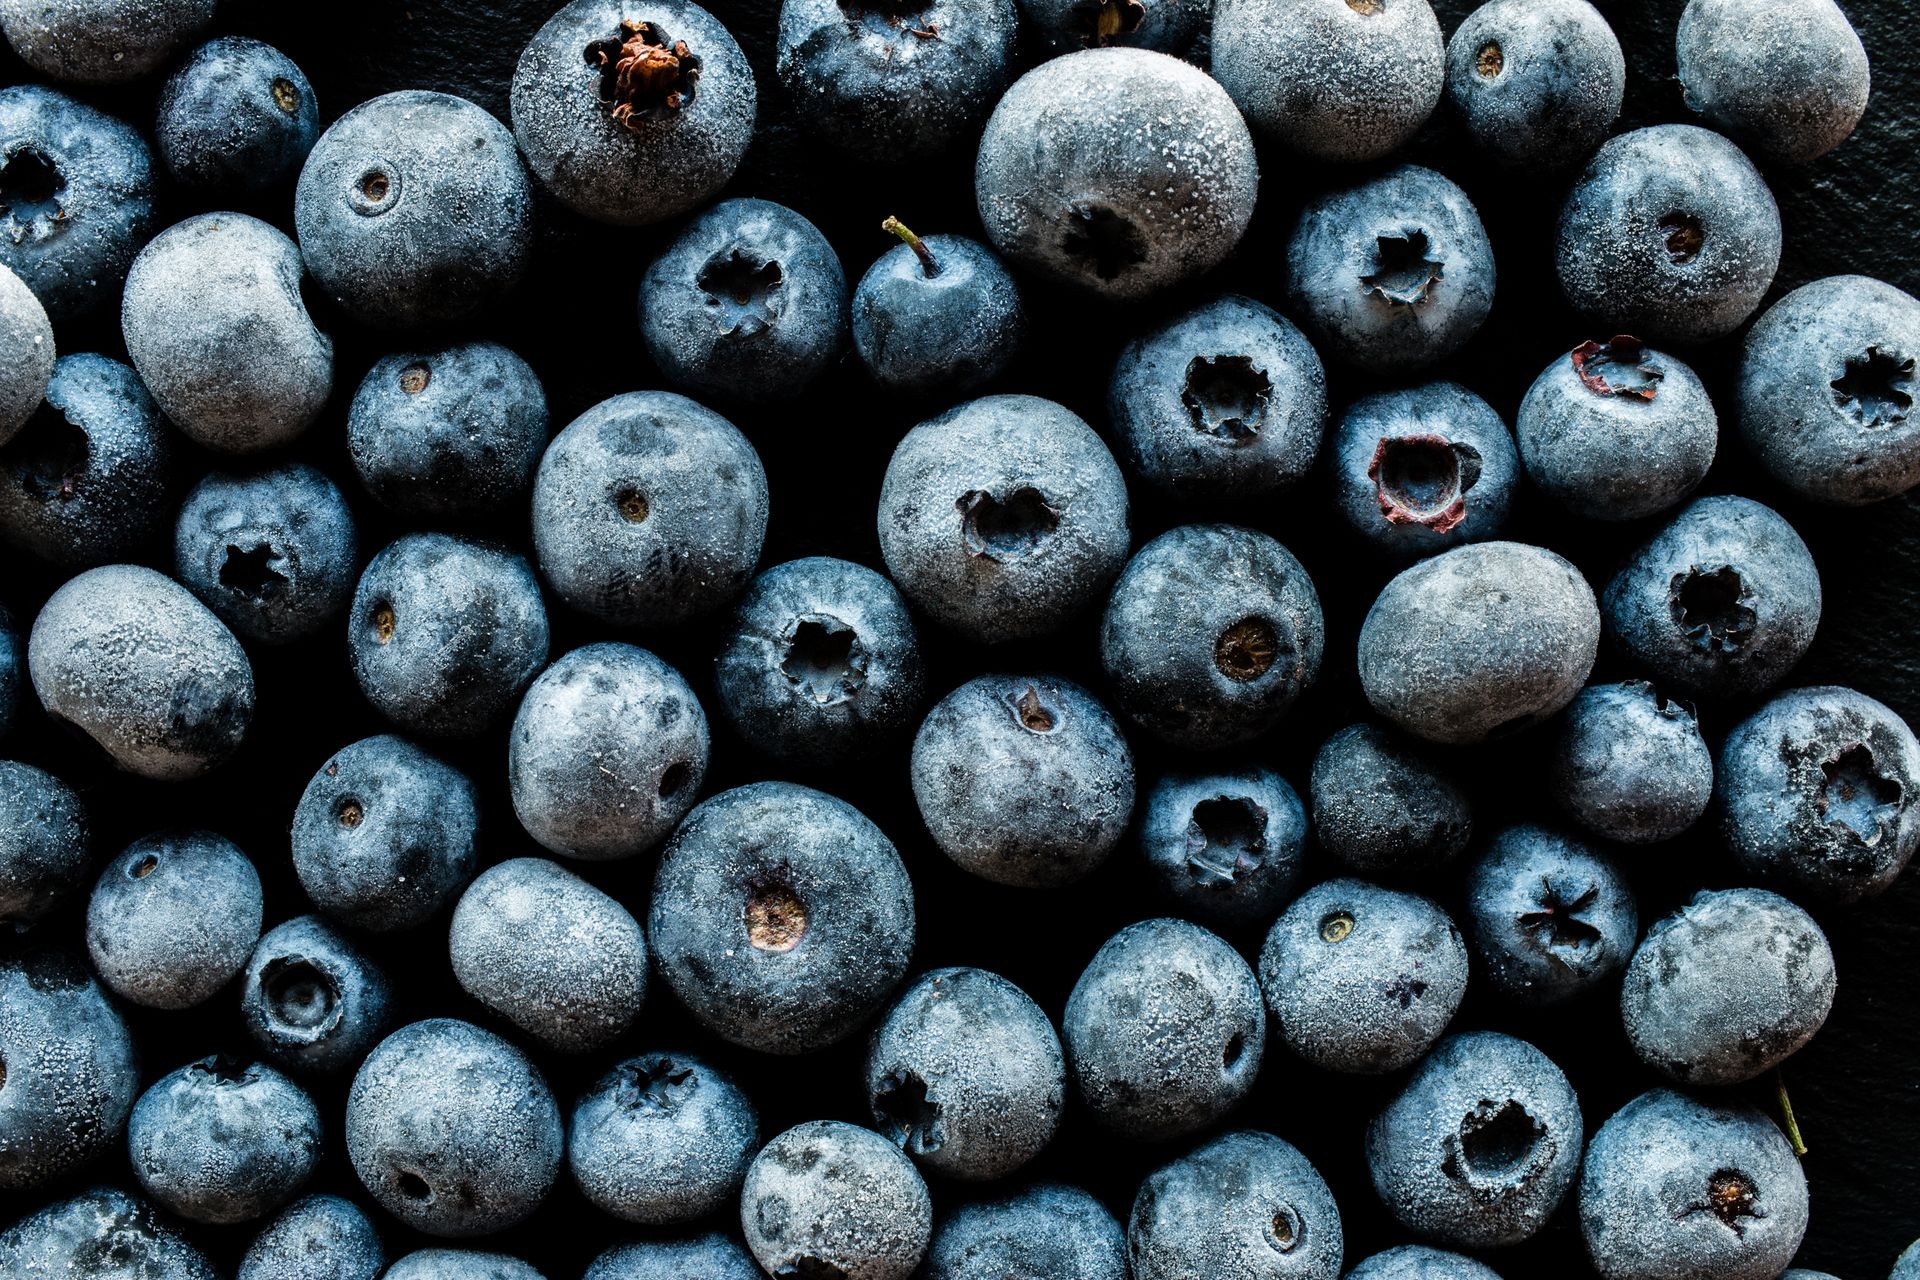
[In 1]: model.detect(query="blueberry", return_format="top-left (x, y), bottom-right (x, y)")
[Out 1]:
top-left (1578, 1089), bottom-right (1808, 1280)
top-left (122, 212), bottom-right (333, 453)
top-left (0, 85), bottom-right (154, 321)
top-left (1259, 878), bottom-right (1468, 1074)
top-left (0, 603), bottom-right (16, 737)
top-left (157, 37), bottom-right (319, 194)
top-left (1463, 825), bottom-right (1637, 1006)
top-left (1555, 125), bottom-right (1781, 344)
top-left (1286, 166), bottom-right (1494, 375)
top-left (1109, 293), bottom-right (1329, 503)
top-left (1063, 917), bottom-right (1265, 1141)
top-left (0, 0), bottom-right (213, 83)
top-left (640, 197), bottom-right (847, 402)
top-left (584, 1235), bottom-right (760, 1280)
top-left (28, 564), bottom-right (255, 778)
top-left (1600, 495), bottom-right (1820, 700)
top-left (714, 556), bottom-right (926, 764)
top-left (1310, 724), bottom-right (1471, 878)
top-left (449, 857), bottom-right (650, 1053)
top-left (129, 1056), bottom-right (322, 1225)
top-left (1677, 0), bottom-right (1869, 165)
top-left (1346, 1246), bottom-right (1504, 1280)
top-left (345, 1019), bottom-right (562, 1237)
top-left (1366, 1032), bottom-right (1583, 1248)
top-left (297, 91), bottom-right (532, 329)
top-left (648, 781), bottom-right (915, 1053)
top-left (291, 735), bottom-right (478, 933)
top-left (348, 533), bottom-right (550, 738)
top-left (1360, 541), bottom-right (1598, 745)
top-left (1897, 1242), bottom-right (1920, 1280)
top-left (568, 1051), bottom-right (758, 1225)
top-left (1718, 685), bottom-right (1920, 902)
top-left (879, 394), bottom-right (1129, 643)
top-left (1101, 524), bottom-right (1325, 749)
top-left (1550, 681), bottom-right (1713, 844)
top-left (1445, 0), bottom-right (1624, 170)
top-left (1515, 336), bottom-right (1717, 521)
top-left (385, 1251), bottom-right (545, 1280)
top-left (0, 760), bottom-right (88, 931)
top-left (740, 1120), bottom-right (933, 1280)
top-left (240, 915), bottom-right (394, 1076)
top-left (238, 1195), bottom-right (385, 1280)
top-left (531, 390), bottom-right (768, 628)
top-left (1139, 766), bottom-right (1306, 929)
top-left (174, 464), bottom-right (358, 645)
top-left (0, 1187), bottom-right (217, 1279)
top-left (975, 48), bottom-right (1257, 300)
top-left (864, 967), bottom-right (1065, 1180)
top-left (0, 353), bottom-right (174, 569)
top-left (511, 0), bottom-right (756, 226)
top-left (347, 342), bottom-right (549, 521)
top-left (0, 262), bottom-right (52, 442)
top-left (1330, 382), bottom-right (1516, 555)
top-left (1128, 1130), bottom-right (1344, 1280)
top-left (1736, 274), bottom-right (1920, 505)
top-left (851, 220), bottom-right (1025, 394)
top-left (1620, 887), bottom-right (1835, 1086)
top-left (87, 831), bottom-right (261, 1010)
top-left (924, 1184), bottom-right (1126, 1280)
top-left (777, 0), bottom-right (1017, 159)
top-left (0, 951), bottom-right (136, 1190)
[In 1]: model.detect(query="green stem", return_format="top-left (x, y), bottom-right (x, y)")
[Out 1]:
top-left (882, 216), bottom-right (939, 278)
top-left (1775, 1069), bottom-right (1808, 1157)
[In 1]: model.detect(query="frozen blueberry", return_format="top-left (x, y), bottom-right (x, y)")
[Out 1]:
top-left (585, 1235), bottom-right (760, 1280)
top-left (649, 781), bottom-right (915, 1053)
top-left (1366, 1032), bottom-right (1582, 1248)
top-left (1063, 917), bottom-right (1265, 1141)
top-left (1897, 1242), bottom-right (1920, 1280)
top-left (925, 1184), bottom-right (1126, 1280)
top-left (1464, 825), bottom-right (1637, 1006)
top-left (0, 1187), bottom-right (217, 1279)
top-left (532, 390), bottom-right (768, 628)
top-left (1346, 1246), bottom-right (1504, 1280)
top-left (1677, 0), bottom-right (1869, 165)
top-left (0, 353), bottom-right (174, 569)
top-left (1601, 495), bottom-right (1820, 701)
top-left (1139, 766), bottom-right (1307, 928)
top-left (1445, 0), bottom-right (1624, 170)
top-left (1516, 336), bottom-right (1717, 521)
top-left (975, 48), bottom-right (1257, 301)
top-left (0, 0), bottom-right (213, 83)
top-left (449, 857), bottom-right (649, 1053)
top-left (569, 1051), bottom-right (758, 1225)
top-left (1101, 525), bottom-right (1325, 749)
top-left (0, 85), bottom-right (154, 321)
top-left (511, 0), bottom-right (756, 226)
top-left (1718, 685), bottom-right (1920, 902)
top-left (174, 464), bottom-right (357, 645)
top-left (1128, 1130), bottom-right (1343, 1280)
top-left (879, 394), bottom-right (1129, 644)
top-left (1551, 681), bottom-right (1713, 844)
top-left (777, 0), bottom-right (1017, 159)
top-left (0, 603), bottom-right (16, 738)
top-left (1109, 293), bottom-right (1329, 503)
top-left (1285, 166), bottom-right (1494, 375)
top-left (239, 1195), bottom-right (385, 1280)
top-left (291, 735), bottom-right (479, 933)
top-left (1310, 724), bottom-right (1471, 878)
top-left (157, 37), bottom-right (319, 194)
top-left (241, 915), bottom-right (394, 1076)
top-left (386, 1252), bottom-right (545, 1280)
top-left (0, 951), bottom-right (136, 1190)
top-left (122, 212), bottom-right (333, 453)
top-left (348, 533), bottom-right (550, 738)
top-left (741, 1120), bottom-right (933, 1280)
top-left (714, 556), bottom-right (926, 764)
top-left (1736, 274), bottom-right (1920, 505)
top-left (864, 967), bottom-right (1065, 1180)
top-left (87, 830), bottom-right (262, 1010)
top-left (1620, 887), bottom-right (1835, 1086)
top-left (1260, 878), bottom-right (1468, 1074)
top-left (345, 1019), bottom-right (562, 1237)
top-left (1579, 1090), bottom-right (1808, 1280)
top-left (129, 1057), bottom-right (322, 1225)
top-left (1329, 382), bottom-right (1516, 556)
top-left (0, 262), bottom-right (52, 443)
top-left (1555, 125), bottom-right (1781, 344)
top-left (852, 220), bottom-right (1025, 394)
top-left (0, 761), bottom-right (88, 931)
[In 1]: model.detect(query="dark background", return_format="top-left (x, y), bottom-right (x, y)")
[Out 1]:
top-left (4, 0), bottom-right (1919, 1276)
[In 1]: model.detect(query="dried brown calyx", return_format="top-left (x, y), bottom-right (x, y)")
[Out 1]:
top-left (1362, 229), bottom-right (1443, 306)
top-left (587, 21), bottom-right (701, 126)
top-left (1659, 212), bottom-right (1704, 263)
top-left (1008, 684), bottom-right (1059, 733)
top-left (1215, 616), bottom-right (1280, 683)
top-left (1694, 1168), bottom-right (1762, 1235)
top-left (1475, 40), bottom-right (1503, 77)
top-left (1369, 433), bottom-right (1482, 533)
top-left (744, 874), bottom-right (808, 952)
top-left (1571, 335), bottom-right (1663, 400)
top-left (1072, 0), bottom-right (1145, 45)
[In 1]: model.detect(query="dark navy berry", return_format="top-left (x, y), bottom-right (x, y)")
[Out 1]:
top-left (851, 221), bottom-right (1025, 394)
top-left (0, 760), bottom-right (88, 931)
top-left (129, 1056), bottom-right (322, 1224)
top-left (1347, 1246), bottom-right (1503, 1280)
top-left (0, 263), bottom-right (52, 443)
top-left (0, 951), bottom-right (136, 1190)
top-left (87, 830), bottom-right (262, 1010)
top-left (1464, 825), bottom-right (1637, 1006)
top-left (924, 1184), bottom-right (1125, 1280)
top-left (1128, 1130), bottom-right (1344, 1280)
top-left (1445, 0), bottom-right (1624, 170)
top-left (1550, 681), bottom-right (1713, 844)
top-left (1896, 1242), bottom-right (1920, 1280)
top-left (1310, 724), bottom-right (1471, 878)
top-left (241, 915), bottom-right (394, 1076)
top-left (0, 1187), bottom-right (216, 1278)
top-left (157, 37), bottom-right (319, 194)
top-left (0, 0), bottom-right (213, 84)
top-left (1138, 766), bottom-right (1307, 928)
top-left (174, 464), bottom-right (357, 645)
top-left (1329, 381), bottom-right (1516, 556)
top-left (238, 1195), bottom-right (385, 1280)
top-left (584, 1235), bottom-right (760, 1280)
top-left (1677, 0), bottom-right (1869, 164)
top-left (740, 1120), bottom-right (932, 1280)
top-left (385, 1251), bottom-right (545, 1280)
top-left (568, 1051), bottom-right (758, 1225)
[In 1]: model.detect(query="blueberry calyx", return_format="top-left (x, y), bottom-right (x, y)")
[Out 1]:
top-left (1668, 564), bottom-right (1757, 655)
top-left (1817, 741), bottom-right (1904, 845)
top-left (1368, 433), bottom-right (1482, 532)
top-left (1362, 229), bottom-right (1444, 306)
top-left (0, 144), bottom-right (67, 237)
top-left (1181, 354), bottom-right (1271, 443)
top-left (1184, 796), bottom-right (1269, 885)
top-left (588, 20), bottom-right (702, 126)
top-left (1071, 0), bottom-right (1145, 46)
top-left (957, 486), bottom-right (1060, 561)
top-left (1571, 335), bottom-right (1663, 401)
top-left (1829, 345), bottom-right (1915, 427)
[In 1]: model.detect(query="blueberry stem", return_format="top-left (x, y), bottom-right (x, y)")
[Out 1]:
top-left (883, 216), bottom-right (940, 278)
top-left (1774, 1069), bottom-right (1808, 1157)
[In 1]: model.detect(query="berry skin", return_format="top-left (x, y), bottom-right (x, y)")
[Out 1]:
top-left (974, 48), bottom-right (1257, 301)
top-left (0, 950), bottom-right (136, 1191)
top-left (1138, 766), bottom-right (1307, 929)
top-left (0, 262), bottom-right (52, 443)
top-left (385, 1252), bottom-right (545, 1280)
top-left (0, 1187), bottom-right (217, 1279)
top-left (568, 1051), bottom-right (758, 1225)
top-left (0, 0), bottom-right (214, 84)
top-left (1310, 724), bottom-right (1472, 879)
top-left (1128, 1130), bottom-right (1344, 1280)
top-left (1463, 825), bottom-right (1638, 1006)
top-left (851, 226), bottom-right (1026, 395)
top-left (1329, 381), bottom-right (1517, 556)
top-left (923, 1184), bottom-right (1126, 1280)
top-left (238, 1195), bottom-right (385, 1280)
top-left (157, 37), bottom-right (319, 194)
top-left (1550, 681), bottom-right (1713, 844)
top-left (1346, 1246), bottom-right (1504, 1280)
top-left (584, 1235), bottom-right (760, 1280)
top-left (1063, 917), bottom-right (1265, 1141)
top-left (241, 916), bottom-right (393, 1077)
top-left (128, 1056), bottom-right (323, 1225)
top-left (1676, 0), bottom-right (1869, 165)
top-left (863, 967), bottom-right (1065, 1181)
top-left (740, 1120), bottom-right (933, 1280)
top-left (1445, 0), bottom-right (1624, 170)
top-left (1896, 1242), bottom-right (1920, 1280)
top-left (0, 760), bottom-right (89, 930)
top-left (87, 830), bottom-right (263, 1010)
top-left (173, 464), bottom-right (358, 645)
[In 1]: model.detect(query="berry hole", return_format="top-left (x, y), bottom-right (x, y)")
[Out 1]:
top-left (337, 797), bottom-right (364, 828)
top-left (1320, 911), bottom-right (1354, 943)
top-left (270, 77), bottom-right (301, 114)
top-left (1659, 212), bottom-right (1704, 263)
top-left (1223, 1032), bottom-right (1245, 1068)
top-left (616, 488), bottom-right (651, 523)
top-left (130, 854), bottom-right (159, 880)
top-left (1214, 617), bottom-right (1280, 683)
top-left (659, 761), bottom-right (691, 797)
top-left (395, 1171), bottom-right (432, 1201)
top-left (371, 603), bottom-right (396, 645)
top-left (398, 363), bottom-right (431, 395)
top-left (1269, 1207), bottom-right (1300, 1251)
top-left (1476, 40), bottom-right (1503, 77)
top-left (744, 877), bottom-right (808, 952)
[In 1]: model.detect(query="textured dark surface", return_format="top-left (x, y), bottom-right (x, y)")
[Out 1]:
top-left (3, 0), bottom-right (1919, 1276)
